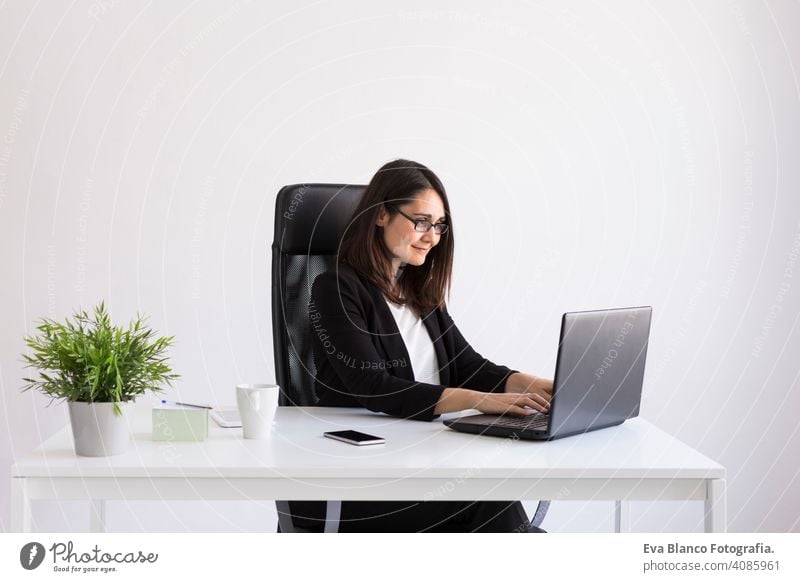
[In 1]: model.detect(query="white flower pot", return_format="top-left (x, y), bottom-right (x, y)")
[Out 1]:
top-left (67, 401), bottom-right (132, 457)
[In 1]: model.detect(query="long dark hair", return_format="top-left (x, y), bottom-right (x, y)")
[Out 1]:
top-left (338, 159), bottom-right (455, 315)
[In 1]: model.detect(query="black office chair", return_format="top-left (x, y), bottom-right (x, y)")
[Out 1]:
top-left (272, 183), bottom-right (364, 532)
top-left (270, 183), bottom-right (550, 532)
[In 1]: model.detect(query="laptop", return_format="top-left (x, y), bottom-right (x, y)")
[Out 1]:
top-left (444, 306), bottom-right (652, 441)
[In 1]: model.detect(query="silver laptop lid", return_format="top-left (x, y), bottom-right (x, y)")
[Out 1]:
top-left (548, 306), bottom-right (652, 439)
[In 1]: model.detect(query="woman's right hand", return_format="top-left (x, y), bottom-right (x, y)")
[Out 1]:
top-left (435, 387), bottom-right (549, 415)
top-left (469, 391), bottom-right (549, 416)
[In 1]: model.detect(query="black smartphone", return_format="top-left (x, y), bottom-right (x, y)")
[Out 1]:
top-left (323, 430), bottom-right (386, 446)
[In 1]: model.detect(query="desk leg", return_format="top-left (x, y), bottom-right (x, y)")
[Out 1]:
top-left (614, 501), bottom-right (631, 533)
top-left (704, 479), bottom-right (726, 533)
top-left (90, 500), bottom-right (107, 533)
top-left (11, 478), bottom-right (32, 533)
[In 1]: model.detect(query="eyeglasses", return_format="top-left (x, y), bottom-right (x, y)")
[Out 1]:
top-left (387, 204), bottom-right (449, 235)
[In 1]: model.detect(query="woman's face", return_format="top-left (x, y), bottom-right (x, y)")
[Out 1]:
top-left (376, 188), bottom-right (446, 267)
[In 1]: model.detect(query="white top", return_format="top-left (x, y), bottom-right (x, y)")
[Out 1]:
top-left (384, 297), bottom-right (441, 385)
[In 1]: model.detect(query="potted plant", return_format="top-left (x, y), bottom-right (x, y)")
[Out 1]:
top-left (22, 302), bottom-right (179, 457)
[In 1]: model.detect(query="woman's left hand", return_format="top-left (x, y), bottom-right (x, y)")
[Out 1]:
top-left (504, 373), bottom-right (553, 411)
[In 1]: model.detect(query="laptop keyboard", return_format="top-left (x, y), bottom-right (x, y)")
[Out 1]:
top-left (491, 413), bottom-right (549, 431)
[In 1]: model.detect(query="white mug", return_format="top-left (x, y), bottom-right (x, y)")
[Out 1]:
top-left (236, 384), bottom-right (280, 439)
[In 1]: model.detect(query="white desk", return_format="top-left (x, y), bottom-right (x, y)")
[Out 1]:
top-left (10, 406), bottom-right (726, 532)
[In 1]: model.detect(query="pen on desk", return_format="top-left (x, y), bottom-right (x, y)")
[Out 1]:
top-left (161, 400), bottom-right (213, 409)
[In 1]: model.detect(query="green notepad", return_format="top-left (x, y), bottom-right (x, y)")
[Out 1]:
top-left (152, 406), bottom-right (209, 442)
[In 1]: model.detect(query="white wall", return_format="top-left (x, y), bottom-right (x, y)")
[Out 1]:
top-left (1, 0), bottom-right (799, 532)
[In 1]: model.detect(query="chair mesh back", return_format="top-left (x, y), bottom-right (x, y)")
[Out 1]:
top-left (281, 254), bottom-right (336, 405)
top-left (271, 184), bottom-right (364, 407)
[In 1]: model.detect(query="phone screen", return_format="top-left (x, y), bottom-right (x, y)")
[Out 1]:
top-left (324, 430), bottom-right (385, 444)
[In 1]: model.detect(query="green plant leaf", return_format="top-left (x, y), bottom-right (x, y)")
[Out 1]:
top-left (21, 302), bottom-right (180, 406)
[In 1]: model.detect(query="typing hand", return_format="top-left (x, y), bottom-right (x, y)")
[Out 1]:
top-left (504, 373), bottom-right (552, 412)
top-left (471, 392), bottom-right (549, 416)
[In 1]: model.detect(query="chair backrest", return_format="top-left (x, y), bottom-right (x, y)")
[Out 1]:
top-left (271, 183), bottom-right (365, 406)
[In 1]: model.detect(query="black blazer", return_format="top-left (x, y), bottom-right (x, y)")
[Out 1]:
top-left (310, 263), bottom-right (518, 421)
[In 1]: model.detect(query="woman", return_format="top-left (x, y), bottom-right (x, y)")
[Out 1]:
top-left (308, 159), bottom-right (553, 532)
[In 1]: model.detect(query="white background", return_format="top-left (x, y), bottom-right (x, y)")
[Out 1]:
top-left (1, 0), bottom-right (798, 532)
